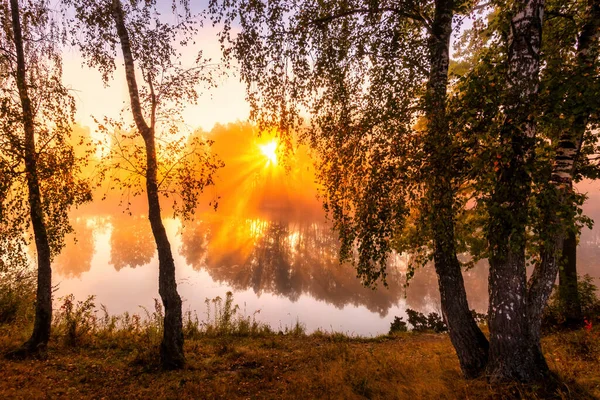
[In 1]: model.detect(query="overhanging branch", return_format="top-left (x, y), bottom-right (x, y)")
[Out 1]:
top-left (310, 7), bottom-right (428, 31)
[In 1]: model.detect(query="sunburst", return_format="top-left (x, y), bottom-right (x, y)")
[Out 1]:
top-left (259, 139), bottom-right (278, 166)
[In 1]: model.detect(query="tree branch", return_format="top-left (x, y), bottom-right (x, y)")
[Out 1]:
top-left (545, 9), bottom-right (575, 21)
top-left (310, 7), bottom-right (427, 30)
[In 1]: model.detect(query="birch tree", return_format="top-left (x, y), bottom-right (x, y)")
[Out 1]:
top-left (64, 0), bottom-right (221, 369)
top-left (1, 0), bottom-right (91, 357)
top-left (482, 0), bottom-right (552, 382)
top-left (209, 0), bottom-right (490, 378)
top-left (540, 0), bottom-right (600, 328)
top-left (450, 0), bottom-right (600, 381)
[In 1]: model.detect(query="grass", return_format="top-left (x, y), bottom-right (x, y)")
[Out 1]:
top-left (1, 293), bottom-right (599, 399)
top-left (0, 329), bottom-right (599, 399)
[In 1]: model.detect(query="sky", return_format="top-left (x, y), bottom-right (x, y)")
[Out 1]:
top-left (61, 0), bottom-right (249, 133)
top-left (60, 1), bottom-right (476, 135)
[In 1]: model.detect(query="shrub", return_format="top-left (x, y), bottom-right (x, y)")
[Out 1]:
top-left (578, 275), bottom-right (600, 318)
top-left (406, 309), bottom-right (448, 333)
top-left (285, 318), bottom-right (306, 336)
top-left (138, 299), bottom-right (164, 345)
top-left (183, 309), bottom-right (201, 340)
top-left (543, 274), bottom-right (600, 330)
top-left (0, 267), bottom-right (35, 326)
top-left (201, 291), bottom-right (272, 337)
top-left (53, 294), bottom-right (97, 346)
top-left (389, 316), bottom-right (408, 334)
top-left (391, 308), bottom-right (487, 334)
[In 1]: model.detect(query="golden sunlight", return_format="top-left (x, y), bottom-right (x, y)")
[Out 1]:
top-left (259, 139), bottom-right (278, 166)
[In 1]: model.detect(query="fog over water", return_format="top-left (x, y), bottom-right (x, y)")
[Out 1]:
top-left (52, 124), bottom-right (600, 336)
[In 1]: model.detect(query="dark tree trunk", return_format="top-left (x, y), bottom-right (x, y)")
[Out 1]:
top-left (144, 135), bottom-right (185, 370)
top-left (112, 0), bottom-right (185, 370)
top-left (486, 0), bottom-right (547, 382)
top-left (559, 229), bottom-right (582, 328)
top-left (528, 0), bottom-right (599, 342)
top-left (432, 234), bottom-right (489, 378)
top-left (8, 0), bottom-right (53, 357)
top-left (425, 0), bottom-right (488, 379)
top-left (554, 0), bottom-right (599, 329)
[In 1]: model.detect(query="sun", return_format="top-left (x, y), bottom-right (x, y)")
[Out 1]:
top-left (259, 139), bottom-right (278, 166)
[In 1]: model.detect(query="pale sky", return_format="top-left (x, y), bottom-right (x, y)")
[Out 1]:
top-left (61, 1), bottom-right (249, 133)
top-left (57, 2), bottom-right (481, 135)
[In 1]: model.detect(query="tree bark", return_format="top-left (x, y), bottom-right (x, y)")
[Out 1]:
top-left (112, 0), bottom-right (185, 370)
top-left (554, 0), bottom-right (599, 329)
top-left (486, 0), bottom-right (547, 382)
top-left (9, 0), bottom-right (53, 356)
top-left (425, 0), bottom-right (488, 379)
top-left (559, 229), bottom-right (582, 328)
top-left (528, 0), bottom-right (599, 342)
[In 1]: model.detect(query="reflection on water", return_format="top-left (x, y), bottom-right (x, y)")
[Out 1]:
top-left (54, 217), bottom-right (96, 278)
top-left (53, 194), bottom-right (600, 335)
top-left (53, 200), bottom-right (600, 335)
top-left (51, 123), bottom-right (600, 335)
top-left (179, 216), bottom-right (404, 316)
top-left (110, 215), bottom-right (154, 270)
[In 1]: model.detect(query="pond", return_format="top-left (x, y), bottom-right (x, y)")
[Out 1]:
top-left (51, 127), bottom-right (600, 336)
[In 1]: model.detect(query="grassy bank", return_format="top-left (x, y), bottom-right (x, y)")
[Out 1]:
top-left (1, 292), bottom-right (599, 399)
top-left (1, 325), bottom-right (599, 399)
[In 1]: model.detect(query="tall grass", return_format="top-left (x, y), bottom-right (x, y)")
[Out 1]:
top-left (200, 291), bottom-right (273, 337)
top-left (49, 291), bottom-right (287, 350)
top-left (0, 267), bottom-right (36, 327)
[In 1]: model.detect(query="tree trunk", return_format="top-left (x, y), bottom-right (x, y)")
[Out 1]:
top-left (555, 0), bottom-right (599, 329)
top-left (559, 229), bottom-right (582, 328)
top-left (145, 134), bottom-right (185, 370)
top-left (425, 0), bottom-right (488, 379)
top-left (528, 0), bottom-right (599, 342)
top-left (527, 145), bottom-right (580, 345)
top-left (8, 0), bottom-right (53, 357)
top-left (486, 0), bottom-right (547, 382)
top-left (112, 0), bottom-right (185, 369)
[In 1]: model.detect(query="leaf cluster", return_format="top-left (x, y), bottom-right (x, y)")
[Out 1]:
top-left (210, 0), bottom-right (446, 286)
top-left (95, 118), bottom-right (223, 220)
top-left (65, 0), bottom-right (224, 220)
top-left (0, 0), bottom-right (92, 265)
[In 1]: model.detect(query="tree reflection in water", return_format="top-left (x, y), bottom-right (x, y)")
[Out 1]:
top-left (109, 214), bottom-right (155, 270)
top-left (180, 216), bottom-right (405, 316)
top-left (53, 217), bottom-right (96, 278)
top-left (53, 208), bottom-right (593, 318)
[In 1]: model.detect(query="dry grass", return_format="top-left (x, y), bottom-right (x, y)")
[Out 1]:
top-left (1, 327), bottom-right (599, 399)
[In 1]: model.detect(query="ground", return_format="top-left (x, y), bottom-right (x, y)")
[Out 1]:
top-left (1, 328), bottom-right (599, 399)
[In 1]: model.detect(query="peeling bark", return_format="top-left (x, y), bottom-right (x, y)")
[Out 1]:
top-left (528, 0), bottom-right (599, 342)
top-left (425, 0), bottom-right (488, 378)
top-left (8, 0), bottom-right (53, 356)
top-left (553, 0), bottom-right (599, 329)
top-left (112, 0), bottom-right (185, 370)
top-left (486, 0), bottom-right (547, 382)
